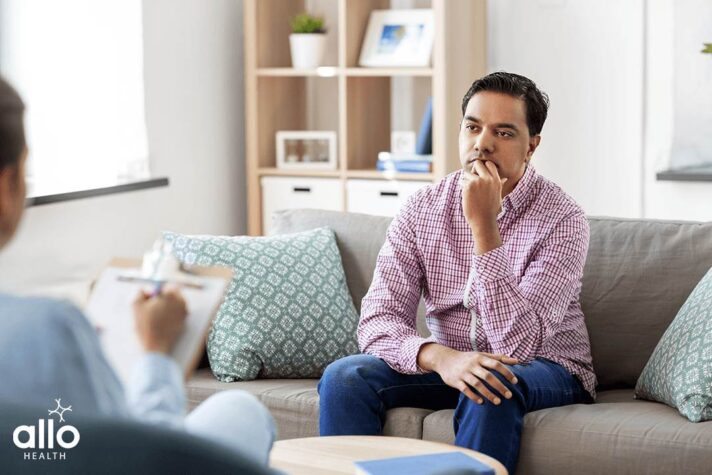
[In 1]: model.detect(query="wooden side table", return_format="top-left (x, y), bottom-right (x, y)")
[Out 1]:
top-left (269, 436), bottom-right (507, 474)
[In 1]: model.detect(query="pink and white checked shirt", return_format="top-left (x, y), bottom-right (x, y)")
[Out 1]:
top-left (358, 165), bottom-right (597, 397)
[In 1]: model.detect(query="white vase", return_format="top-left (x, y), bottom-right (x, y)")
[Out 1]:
top-left (289, 33), bottom-right (327, 69)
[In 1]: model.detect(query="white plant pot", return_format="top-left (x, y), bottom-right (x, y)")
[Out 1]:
top-left (289, 33), bottom-right (327, 69)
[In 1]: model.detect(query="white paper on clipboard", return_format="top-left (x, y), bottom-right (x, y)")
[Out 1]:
top-left (85, 262), bottom-right (232, 386)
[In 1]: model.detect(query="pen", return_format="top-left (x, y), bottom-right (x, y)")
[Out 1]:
top-left (150, 281), bottom-right (163, 298)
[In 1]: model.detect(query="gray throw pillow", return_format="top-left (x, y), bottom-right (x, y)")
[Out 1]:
top-left (163, 227), bottom-right (359, 381)
top-left (634, 266), bottom-right (712, 422)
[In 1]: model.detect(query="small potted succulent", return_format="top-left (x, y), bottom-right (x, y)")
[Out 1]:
top-left (289, 13), bottom-right (327, 69)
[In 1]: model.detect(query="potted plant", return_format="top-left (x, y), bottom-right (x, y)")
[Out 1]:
top-left (703, 43), bottom-right (712, 54)
top-left (289, 13), bottom-right (327, 70)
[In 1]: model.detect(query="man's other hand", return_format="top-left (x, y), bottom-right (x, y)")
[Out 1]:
top-left (133, 286), bottom-right (187, 354)
top-left (418, 343), bottom-right (519, 405)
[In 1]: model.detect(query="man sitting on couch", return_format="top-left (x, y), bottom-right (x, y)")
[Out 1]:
top-left (319, 72), bottom-right (596, 473)
top-left (0, 76), bottom-right (275, 466)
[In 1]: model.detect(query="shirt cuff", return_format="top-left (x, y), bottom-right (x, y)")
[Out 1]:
top-left (472, 245), bottom-right (511, 283)
top-left (126, 352), bottom-right (185, 428)
top-left (400, 335), bottom-right (438, 374)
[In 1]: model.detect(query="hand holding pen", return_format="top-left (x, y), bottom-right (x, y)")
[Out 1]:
top-left (133, 285), bottom-right (187, 354)
top-left (132, 238), bottom-right (188, 354)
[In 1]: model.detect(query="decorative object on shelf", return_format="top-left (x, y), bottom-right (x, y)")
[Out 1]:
top-left (415, 97), bottom-right (433, 155)
top-left (390, 131), bottom-right (416, 155)
top-left (276, 131), bottom-right (337, 170)
top-left (289, 12), bottom-right (327, 69)
top-left (377, 151), bottom-right (433, 173)
top-left (358, 9), bottom-right (435, 67)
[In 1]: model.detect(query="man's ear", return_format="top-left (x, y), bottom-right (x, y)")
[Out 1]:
top-left (526, 135), bottom-right (541, 162)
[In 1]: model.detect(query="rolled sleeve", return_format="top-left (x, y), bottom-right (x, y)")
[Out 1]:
top-left (401, 335), bottom-right (439, 374)
top-left (472, 245), bottom-right (511, 283)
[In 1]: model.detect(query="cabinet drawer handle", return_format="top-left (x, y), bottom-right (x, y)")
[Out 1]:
top-left (293, 187), bottom-right (311, 193)
top-left (380, 191), bottom-right (398, 197)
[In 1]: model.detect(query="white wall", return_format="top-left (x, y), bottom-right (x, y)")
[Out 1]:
top-left (643, 0), bottom-right (712, 221)
top-left (0, 0), bottom-right (246, 301)
top-left (488, 0), bottom-right (712, 221)
top-left (488, 0), bottom-right (645, 218)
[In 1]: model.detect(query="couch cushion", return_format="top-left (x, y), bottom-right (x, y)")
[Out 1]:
top-left (186, 370), bottom-right (429, 440)
top-left (271, 209), bottom-right (391, 313)
top-left (422, 389), bottom-right (712, 474)
top-left (582, 218), bottom-right (712, 389)
top-left (165, 228), bottom-right (359, 381)
top-left (635, 265), bottom-right (712, 422)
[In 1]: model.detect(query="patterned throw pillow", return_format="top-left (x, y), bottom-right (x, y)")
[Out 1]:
top-left (634, 266), bottom-right (712, 422)
top-left (163, 227), bottom-right (359, 381)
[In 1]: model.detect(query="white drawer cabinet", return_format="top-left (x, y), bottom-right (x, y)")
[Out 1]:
top-left (346, 179), bottom-right (430, 217)
top-left (261, 177), bottom-right (343, 235)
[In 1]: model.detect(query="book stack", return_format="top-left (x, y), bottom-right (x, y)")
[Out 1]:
top-left (377, 96), bottom-right (433, 174)
top-left (377, 152), bottom-right (433, 173)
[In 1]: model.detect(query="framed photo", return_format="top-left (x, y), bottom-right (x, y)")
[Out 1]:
top-left (358, 9), bottom-right (435, 68)
top-left (276, 131), bottom-right (337, 170)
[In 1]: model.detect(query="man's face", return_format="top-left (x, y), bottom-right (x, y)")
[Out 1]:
top-left (458, 91), bottom-right (541, 196)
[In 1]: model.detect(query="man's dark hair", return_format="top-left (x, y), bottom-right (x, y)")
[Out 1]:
top-left (461, 72), bottom-right (550, 136)
top-left (0, 76), bottom-right (26, 170)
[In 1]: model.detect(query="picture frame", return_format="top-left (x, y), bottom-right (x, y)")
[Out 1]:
top-left (276, 131), bottom-right (338, 170)
top-left (358, 9), bottom-right (435, 68)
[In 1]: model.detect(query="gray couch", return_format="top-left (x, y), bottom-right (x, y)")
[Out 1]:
top-left (186, 209), bottom-right (712, 474)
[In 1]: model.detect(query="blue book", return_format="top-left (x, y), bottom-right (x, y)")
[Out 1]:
top-left (377, 160), bottom-right (431, 173)
top-left (416, 96), bottom-right (433, 155)
top-left (354, 451), bottom-right (496, 475)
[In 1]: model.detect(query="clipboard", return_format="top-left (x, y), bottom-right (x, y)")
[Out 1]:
top-left (84, 258), bottom-right (233, 385)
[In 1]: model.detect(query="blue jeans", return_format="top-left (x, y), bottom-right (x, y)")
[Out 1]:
top-left (318, 354), bottom-right (592, 474)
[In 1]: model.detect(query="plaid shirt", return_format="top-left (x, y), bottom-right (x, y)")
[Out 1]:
top-left (358, 165), bottom-right (597, 397)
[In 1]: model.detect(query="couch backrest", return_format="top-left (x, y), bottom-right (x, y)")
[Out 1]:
top-left (272, 209), bottom-right (392, 314)
top-left (583, 217), bottom-right (712, 388)
top-left (272, 210), bottom-right (712, 390)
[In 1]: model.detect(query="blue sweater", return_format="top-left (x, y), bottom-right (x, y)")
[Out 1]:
top-left (0, 293), bottom-right (184, 427)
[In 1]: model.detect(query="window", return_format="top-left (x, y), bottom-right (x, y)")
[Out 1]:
top-left (670, 0), bottom-right (712, 170)
top-left (0, 0), bottom-right (150, 197)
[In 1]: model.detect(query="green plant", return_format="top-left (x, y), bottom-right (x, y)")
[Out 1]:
top-left (290, 13), bottom-right (325, 34)
top-left (703, 43), bottom-right (712, 54)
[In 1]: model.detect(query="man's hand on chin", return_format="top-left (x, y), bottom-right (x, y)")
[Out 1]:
top-left (417, 343), bottom-right (519, 405)
top-left (460, 159), bottom-right (507, 255)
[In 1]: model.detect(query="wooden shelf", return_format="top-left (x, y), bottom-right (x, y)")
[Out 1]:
top-left (258, 168), bottom-right (342, 178)
top-left (346, 170), bottom-right (434, 181)
top-left (258, 168), bottom-right (434, 182)
top-left (244, 0), bottom-right (487, 235)
top-left (345, 68), bottom-right (434, 77)
top-left (257, 67), bottom-right (340, 77)
top-left (255, 67), bottom-right (433, 78)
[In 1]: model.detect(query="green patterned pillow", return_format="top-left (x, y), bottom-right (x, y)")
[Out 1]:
top-left (635, 266), bottom-right (712, 422)
top-left (163, 227), bottom-right (359, 381)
